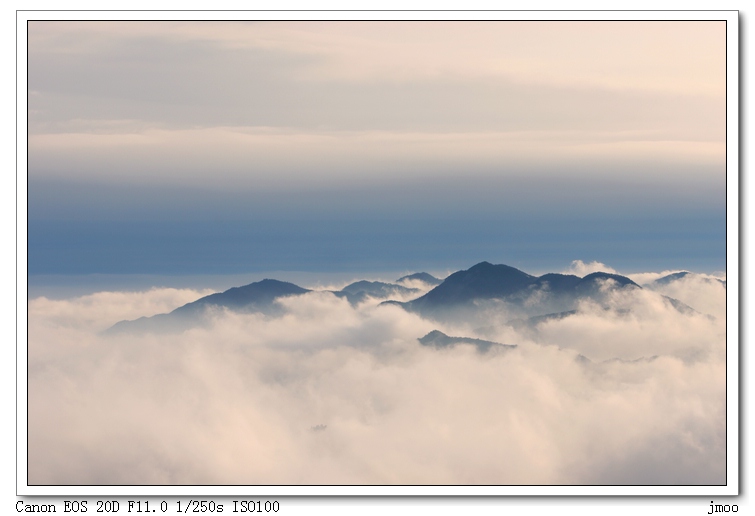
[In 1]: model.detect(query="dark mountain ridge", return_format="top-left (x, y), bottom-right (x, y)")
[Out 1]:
top-left (403, 262), bottom-right (640, 317)
top-left (396, 272), bottom-right (443, 286)
top-left (650, 271), bottom-right (726, 289)
top-left (333, 280), bottom-right (419, 305)
top-left (418, 330), bottom-right (516, 353)
top-left (107, 279), bottom-right (310, 334)
top-left (177, 279), bottom-right (309, 314)
top-left (108, 277), bottom-right (423, 334)
top-left (416, 262), bottom-right (535, 306)
top-left (107, 261), bottom-right (668, 335)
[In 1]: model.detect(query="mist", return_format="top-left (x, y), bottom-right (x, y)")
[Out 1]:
top-left (27, 269), bottom-right (726, 485)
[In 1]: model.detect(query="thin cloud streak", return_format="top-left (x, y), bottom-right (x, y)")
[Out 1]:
top-left (28, 127), bottom-right (724, 190)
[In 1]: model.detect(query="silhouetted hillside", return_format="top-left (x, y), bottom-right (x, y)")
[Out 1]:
top-left (650, 271), bottom-right (726, 288)
top-left (418, 330), bottom-right (516, 353)
top-left (333, 280), bottom-right (420, 305)
top-left (410, 262), bottom-right (536, 308)
top-left (396, 272), bottom-right (442, 286)
top-left (106, 261), bottom-right (688, 337)
top-left (404, 261), bottom-right (639, 316)
top-left (108, 279), bottom-right (309, 334)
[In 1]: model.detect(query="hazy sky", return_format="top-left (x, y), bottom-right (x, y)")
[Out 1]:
top-left (27, 21), bottom-right (727, 276)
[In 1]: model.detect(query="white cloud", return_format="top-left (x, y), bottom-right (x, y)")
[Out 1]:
top-left (532, 288), bottom-right (724, 362)
top-left (562, 260), bottom-right (617, 277)
top-left (394, 277), bottom-right (439, 291)
top-left (625, 269), bottom-right (685, 285)
top-left (643, 273), bottom-right (727, 319)
top-left (28, 287), bottom-right (214, 332)
top-left (27, 279), bottom-right (725, 485)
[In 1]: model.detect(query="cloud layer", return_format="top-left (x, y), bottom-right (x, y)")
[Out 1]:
top-left (28, 21), bottom-right (724, 189)
top-left (27, 271), bottom-right (726, 485)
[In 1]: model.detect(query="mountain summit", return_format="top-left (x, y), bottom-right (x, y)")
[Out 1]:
top-left (107, 262), bottom-right (647, 334)
top-left (396, 272), bottom-right (443, 286)
top-left (333, 280), bottom-right (419, 305)
top-left (108, 279), bottom-right (310, 334)
top-left (412, 262), bottom-right (536, 306)
top-left (403, 261), bottom-right (640, 319)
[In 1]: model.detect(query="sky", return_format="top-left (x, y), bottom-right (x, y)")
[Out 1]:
top-left (27, 20), bottom-right (726, 278)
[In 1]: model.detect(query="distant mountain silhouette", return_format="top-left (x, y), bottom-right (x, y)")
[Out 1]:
top-left (661, 296), bottom-right (698, 315)
top-left (576, 354), bottom-right (659, 366)
top-left (106, 261), bottom-right (698, 336)
top-left (507, 309), bottom-right (579, 332)
top-left (650, 271), bottom-right (726, 288)
top-left (396, 272), bottom-right (442, 286)
top-left (333, 280), bottom-right (420, 305)
top-left (178, 279), bottom-right (309, 313)
top-left (402, 262), bottom-right (640, 318)
top-left (573, 272), bottom-right (638, 296)
top-left (418, 330), bottom-right (516, 353)
top-left (108, 279), bottom-right (309, 334)
top-left (533, 273), bottom-right (582, 292)
top-left (409, 262), bottom-right (536, 308)
top-left (652, 271), bottom-right (690, 286)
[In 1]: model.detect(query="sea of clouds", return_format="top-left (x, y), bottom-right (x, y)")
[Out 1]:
top-left (26, 265), bottom-right (726, 485)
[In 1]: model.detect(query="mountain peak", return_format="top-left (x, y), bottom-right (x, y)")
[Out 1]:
top-left (418, 329), bottom-right (516, 353)
top-left (404, 261), bottom-right (641, 317)
top-left (396, 272), bottom-right (442, 286)
top-left (107, 278), bottom-right (310, 334)
top-left (334, 280), bottom-right (419, 306)
top-left (579, 272), bottom-right (639, 288)
top-left (412, 262), bottom-right (535, 306)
